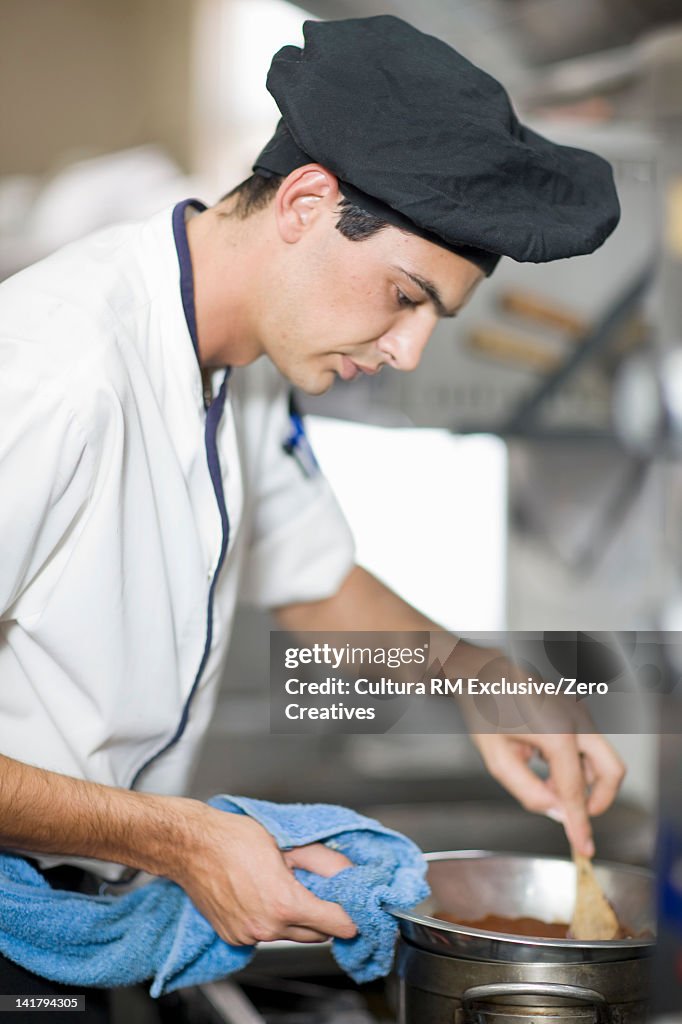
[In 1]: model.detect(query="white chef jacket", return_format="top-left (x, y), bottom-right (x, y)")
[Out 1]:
top-left (0, 200), bottom-right (355, 869)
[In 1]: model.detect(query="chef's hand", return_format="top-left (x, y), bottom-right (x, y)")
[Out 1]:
top-left (171, 804), bottom-right (357, 946)
top-left (471, 730), bottom-right (625, 857)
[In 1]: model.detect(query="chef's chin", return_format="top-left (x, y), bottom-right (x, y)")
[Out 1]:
top-left (282, 363), bottom-right (336, 396)
top-left (300, 371), bottom-right (336, 396)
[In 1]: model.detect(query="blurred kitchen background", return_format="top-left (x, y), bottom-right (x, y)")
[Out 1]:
top-left (4, 0), bottom-right (682, 870)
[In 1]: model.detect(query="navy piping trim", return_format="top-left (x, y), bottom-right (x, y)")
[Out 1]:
top-left (171, 198), bottom-right (206, 360)
top-left (129, 200), bottom-right (230, 791)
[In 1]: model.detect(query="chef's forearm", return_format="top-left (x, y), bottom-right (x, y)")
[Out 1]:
top-left (276, 565), bottom-right (429, 632)
top-left (0, 755), bottom-right (358, 943)
top-left (0, 753), bottom-right (198, 879)
top-left (275, 564), bottom-right (496, 674)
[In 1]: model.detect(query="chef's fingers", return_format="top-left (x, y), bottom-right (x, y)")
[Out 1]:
top-left (281, 926), bottom-right (333, 943)
top-left (290, 881), bottom-right (357, 939)
top-left (540, 735), bottom-right (594, 857)
top-left (284, 842), bottom-right (353, 876)
top-left (578, 733), bottom-right (626, 816)
top-left (474, 733), bottom-right (593, 855)
top-left (474, 734), bottom-right (560, 815)
top-left (582, 756), bottom-right (597, 787)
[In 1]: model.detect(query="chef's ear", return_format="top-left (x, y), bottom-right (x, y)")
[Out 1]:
top-left (275, 165), bottom-right (340, 242)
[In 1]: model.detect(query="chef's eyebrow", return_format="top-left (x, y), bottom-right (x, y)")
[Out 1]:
top-left (393, 266), bottom-right (459, 319)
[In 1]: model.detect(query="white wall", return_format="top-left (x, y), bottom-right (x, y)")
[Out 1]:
top-left (308, 417), bottom-right (508, 631)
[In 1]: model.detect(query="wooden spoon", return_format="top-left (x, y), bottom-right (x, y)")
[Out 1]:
top-left (570, 852), bottom-right (620, 940)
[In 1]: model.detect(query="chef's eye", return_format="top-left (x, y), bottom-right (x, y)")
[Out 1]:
top-left (396, 288), bottom-right (418, 309)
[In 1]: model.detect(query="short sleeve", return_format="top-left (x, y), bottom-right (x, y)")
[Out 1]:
top-left (238, 378), bottom-right (355, 610)
top-left (0, 350), bottom-right (92, 619)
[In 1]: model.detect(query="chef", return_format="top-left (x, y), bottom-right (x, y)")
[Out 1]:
top-left (0, 14), bottom-right (624, 1005)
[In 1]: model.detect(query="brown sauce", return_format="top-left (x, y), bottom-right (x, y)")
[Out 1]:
top-left (434, 911), bottom-right (635, 940)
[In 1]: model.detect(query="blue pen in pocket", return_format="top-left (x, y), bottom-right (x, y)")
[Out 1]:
top-left (282, 393), bottom-right (320, 478)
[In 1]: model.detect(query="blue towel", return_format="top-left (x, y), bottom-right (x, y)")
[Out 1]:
top-left (0, 796), bottom-right (428, 996)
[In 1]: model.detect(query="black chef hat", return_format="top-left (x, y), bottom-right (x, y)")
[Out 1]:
top-left (253, 15), bottom-right (620, 276)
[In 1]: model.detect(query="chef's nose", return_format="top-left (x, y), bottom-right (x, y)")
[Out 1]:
top-left (376, 313), bottom-right (436, 372)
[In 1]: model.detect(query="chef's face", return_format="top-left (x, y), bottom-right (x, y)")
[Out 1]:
top-left (255, 168), bottom-right (485, 395)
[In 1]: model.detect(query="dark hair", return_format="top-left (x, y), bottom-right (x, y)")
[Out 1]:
top-left (219, 173), bottom-right (388, 241)
top-left (219, 173), bottom-right (282, 217)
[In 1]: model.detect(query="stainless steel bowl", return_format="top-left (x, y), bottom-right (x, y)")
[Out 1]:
top-left (389, 850), bottom-right (655, 965)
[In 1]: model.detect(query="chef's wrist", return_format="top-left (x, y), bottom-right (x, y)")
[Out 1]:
top-left (138, 794), bottom-right (237, 886)
top-left (104, 790), bottom-right (199, 881)
top-left (48, 788), bottom-right (210, 883)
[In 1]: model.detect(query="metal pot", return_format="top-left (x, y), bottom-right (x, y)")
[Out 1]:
top-left (389, 851), bottom-right (655, 1024)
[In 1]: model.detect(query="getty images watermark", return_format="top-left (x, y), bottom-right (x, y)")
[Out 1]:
top-left (269, 631), bottom-right (682, 734)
